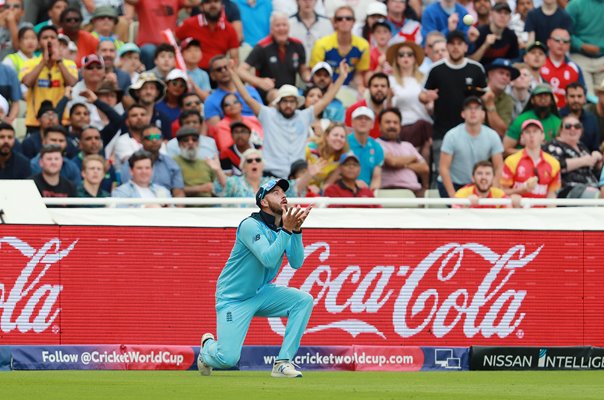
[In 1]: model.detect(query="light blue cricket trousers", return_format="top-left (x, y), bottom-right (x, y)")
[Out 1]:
top-left (201, 284), bottom-right (314, 369)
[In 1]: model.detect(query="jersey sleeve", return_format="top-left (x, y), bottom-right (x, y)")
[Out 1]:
top-left (238, 218), bottom-right (292, 269)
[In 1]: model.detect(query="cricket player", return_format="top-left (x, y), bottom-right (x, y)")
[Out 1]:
top-left (198, 179), bottom-right (314, 378)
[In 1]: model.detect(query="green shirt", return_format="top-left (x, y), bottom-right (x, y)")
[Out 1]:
top-left (173, 155), bottom-right (215, 197)
top-left (567, 0), bottom-right (604, 56)
top-left (494, 91), bottom-right (514, 127)
top-left (505, 110), bottom-right (561, 148)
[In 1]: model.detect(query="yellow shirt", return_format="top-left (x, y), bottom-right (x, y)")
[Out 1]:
top-left (19, 57), bottom-right (78, 127)
top-left (310, 33), bottom-right (369, 85)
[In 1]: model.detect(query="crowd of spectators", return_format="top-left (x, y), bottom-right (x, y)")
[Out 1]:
top-left (1, 0), bottom-right (604, 208)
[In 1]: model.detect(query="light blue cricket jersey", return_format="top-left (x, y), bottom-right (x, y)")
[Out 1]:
top-left (215, 211), bottom-right (304, 304)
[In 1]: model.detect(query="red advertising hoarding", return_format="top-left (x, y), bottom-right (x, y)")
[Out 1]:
top-left (1, 226), bottom-right (602, 346)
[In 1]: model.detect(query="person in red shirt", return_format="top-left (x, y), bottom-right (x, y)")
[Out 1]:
top-left (324, 152), bottom-right (380, 208)
top-left (344, 72), bottom-right (389, 139)
top-left (176, 0), bottom-right (239, 71)
top-left (59, 7), bottom-right (99, 68)
top-left (501, 119), bottom-right (561, 201)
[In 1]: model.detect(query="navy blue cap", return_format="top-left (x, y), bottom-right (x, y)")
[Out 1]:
top-left (255, 179), bottom-right (290, 207)
top-left (486, 58), bottom-right (520, 80)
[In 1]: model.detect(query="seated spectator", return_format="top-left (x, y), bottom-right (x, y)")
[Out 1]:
top-left (0, 122), bottom-right (30, 179)
top-left (211, 93), bottom-right (263, 152)
top-left (501, 119), bottom-right (561, 201)
top-left (418, 31), bottom-right (447, 75)
top-left (323, 152), bottom-right (379, 208)
top-left (31, 144), bottom-right (77, 202)
top-left (503, 84), bottom-right (560, 157)
top-left (306, 122), bottom-right (350, 193)
top-left (2, 26), bottom-right (37, 79)
top-left (386, 41), bottom-right (432, 164)
top-left (438, 97), bottom-right (503, 199)
top-left (59, 7), bottom-right (99, 68)
top-left (90, 6), bottom-right (123, 49)
top-left (156, 69), bottom-right (188, 123)
top-left (20, 26), bottom-right (78, 130)
top-left (216, 148), bottom-right (303, 206)
top-left (0, 0), bottom-right (24, 60)
top-left (301, 86), bottom-right (331, 137)
top-left (454, 160), bottom-right (516, 208)
top-left (112, 104), bottom-right (150, 168)
top-left (469, 2), bottom-right (518, 66)
top-left (95, 79), bottom-right (125, 125)
top-left (30, 125), bottom-right (81, 185)
top-left (175, 0), bottom-right (239, 71)
top-left (509, 63), bottom-right (532, 121)
top-left (34, 0), bottom-right (68, 34)
top-left (472, 0), bottom-right (491, 27)
top-left (120, 125), bottom-right (185, 198)
top-left (544, 115), bottom-right (602, 199)
top-left (116, 42), bottom-right (143, 84)
top-left (509, 0), bottom-right (533, 50)
top-left (167, 110), bottom-right (218, 160)
top-left (112, 149), bottom-right (172, 207)
top-left (585, 79), bottom-right (604, 145)
top-left (352, 1), bottom-right (387, 45)
top-left (179, 38), bottom-right (211, 101)
top-left (559, 83), bottom-right (600, 153)
top-left (524, 0), bottom-right (571, 45)
top-left (147, 43), bottom-right (176, 82)
top-left (71, 125), bottom-right (118, 194)
top-left (76, 154), bottom-right (111, 202)
top-left (68, 54), bottom-right (107, 129)
top-left (345, 72), bottom-right (390, 139)
top-left (97, 40), bottom-right (132, 93)
top-left (308, 62), bottom-right (346, 123)
top-left (127, 72), bottom-right (171, 139)
top-left (57, 32), bottom-right (77, 63)
top-left (170, 92), bottom-right (203, 137)
top-left (204, 55), bottom-right (264, 126)
top-left (21, 100), bottom-right (75, 159)
top-left (368, 19), bottom-right (392, 74)
top-left (347, 106), bottom-right (384, 190)
top-left (288, 0), bottom-right (333, 63)
top-left (522, 41), bottom-right (547, 89)
top-left (172, 125), bottom-right (227, 198)
top-left (420, 0), bottom-right (473, 46)
top-left (220, 121), bottom-right (261, 177)
top-left (482, 59), bottom-right (518, 138)
top-left (376, 108), bottom-right (429, 197)
top-left (237, 11), bottom-right (310, 103)
top-left (0, 62), bottom-right (22, 125)
top-left (386, 0), bottom-right (422, 46)
top-left (232, 0), bottom-right (271, 47)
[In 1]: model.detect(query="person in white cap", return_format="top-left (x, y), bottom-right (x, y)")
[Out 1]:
top-left (230, 59), bottom-right (350, 178)
top-left (288, 0), bottom-right (333, 61)
top-left (352, 1), bottom-right (388, 44)
top-left (347, 105), bottom-right (384, 190)
top-left (156, 68), bottom-right (189, 124)
top-left (309, 61), bottom-right (345, 121)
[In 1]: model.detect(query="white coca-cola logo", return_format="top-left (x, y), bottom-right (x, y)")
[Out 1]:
top-left (0, 236), bottom-right (78, 334)
top-left (270, 242), bottom-right (542, 339)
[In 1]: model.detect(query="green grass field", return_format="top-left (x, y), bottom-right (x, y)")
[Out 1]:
top-left (1, 370), bottom-right (603, 400)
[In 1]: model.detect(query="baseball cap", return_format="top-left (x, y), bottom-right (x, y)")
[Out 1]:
top-left (311, 61), bottom-right (333, 77)
top-left (166, 68), bottom-right (188, 82)
top-left (118, 42), bottom-right (141, 58)
top-left (91, 5), bottom-right (118, 22)
top-left (36, 100), bottom-right (56, 119)
top-left (521, 119), bottom-right (544, 131)
top-left (255, 179), bottom-right (290, 207)
top-left (230, 121), bottom-right (252, 133)
top-left (351, 106), bottom-right (375, 120)
top-left (339, 152), bottom-right (360, 164)
top-left (462, 96), bottom-right (484, 109)
top-left (366, 1), bottom-right (387, 17)
top-left (526, 41), bottom-right (547, 53)
top-left (446, 30), bottom-right (467, 44)
top-left (492, 2), bottom-right (512, 12)
top-left (180, 37), bottom-right (201, 51)
top-left (531, 83), bottom-right (554, 96)
top-left (82, 54), bottom-right (104, 68)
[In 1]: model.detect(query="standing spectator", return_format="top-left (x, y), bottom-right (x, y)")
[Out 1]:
top-left (0, 122), bottom-right (30, 179)
top-left (34, 0), bottom-right (68, 34)
top-left (127, 72), bottom-right (171, 140)
top-left (323, 152), bottom-right (379, 208)
top-left (454, 160), bottom-right (514, 208)
top-left (112, 150), bottom-right (172, 206)
top-left (2, 26), bottom-right (37, 78)
top-left (166, 109), bottom-right (219, 161)
top-left (544, 114), bottom-right (602, 199)
top-left (156, 69), bottom-right (188, 124)
top-left (172, 125), bottom-right (227, 198)
top-left (219, 121), bottom-right (261, 176)
top-left (376, 108), bottom-right (429, 196)
top-left (559, 83), bottom-right (600, 152)
top-left (310, 5), bottom-right (370, 90)
top-left (179, 38), bottom-right (211, 101)
top-left (32, 144), bottom-right (77, 201)
top-left (232, 0), bottom-right (272, 47)
top-left (419, 31), bottom-right (447, 75)
top-left (305, 122), bottom-right (349, 192)
top-left (0, 63), bottom-right (21, 125)
top-left (501, 119), bottom-right (561, 200)
top-left (76, 154), bottom-right (111, 201)
top-left (482, 58), bottom-right (518, 138)
top-left (469, 2), bottom-right (519, 67)
top-left (238, 12), bottom-right (310, 103)
top-left (289, 0), bottom-right (333, 62)
top-left (524, 0), bottom-right (571, 46)
top-left (20, 26), bottom-right (78, 130)
top-left (59, 7), bottom-right (99, 68)
top-left (211, 93), bottom-right (263, 152)
top-left (0, 0), bottom-right (24, 60)
top-left (147, 43), bottom-right (176, 82)
top-left (176, 0), bottom-right (239, 71)
top-left (437, 96), bottom-right (504, 198)
top-left (229, 60), bottom-right (349, 179)
top-left (308, 62), bottom-right (346, 122)
top-left (204, 55), bottom-right (264, 126)
top-left (345, 72), bottom-right (390, 139)
top-left (421, 0), bottom-right (474, 46)
top-left (120, 125), bottom-right (185, 198)
top-left (509, 0), bottom-right (533, 49)
top-left (387, 41), bottom-right (432, 164)
top-left (541, 28), bottom-right (585, 108)
top-left (347, 107), bottom-right (384, 189)
top-left (420, 30), bottom-right (487, 175)
top-left (29, 125), bottom-right (81, 185)
top-left (504, 84), bottom-right (560, 156)
top-left (585, 79), bottom-right (604, 144)
top-left (566, 0), bottom-right (604, 97)
top-left (522, 41), bottom-right (547, 89)
top-left (509, 63), bottom-right (532, 121)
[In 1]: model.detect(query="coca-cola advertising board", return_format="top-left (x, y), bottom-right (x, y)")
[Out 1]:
top-left (1, 226), bottom-right (603, 347)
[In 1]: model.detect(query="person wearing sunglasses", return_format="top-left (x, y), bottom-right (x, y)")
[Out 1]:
top-left (59, 7), bottom-right (100, 68)
top-left (501, 119), bottom-right (561, 203)
top-left (210, 92), bottom-right (263, 153)
top-left (544, 115), bottom-right (602, 200)
top-left (541, 28), bottom-right (585, 108)
top-left (524, 0), bottom-right (571, 45)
